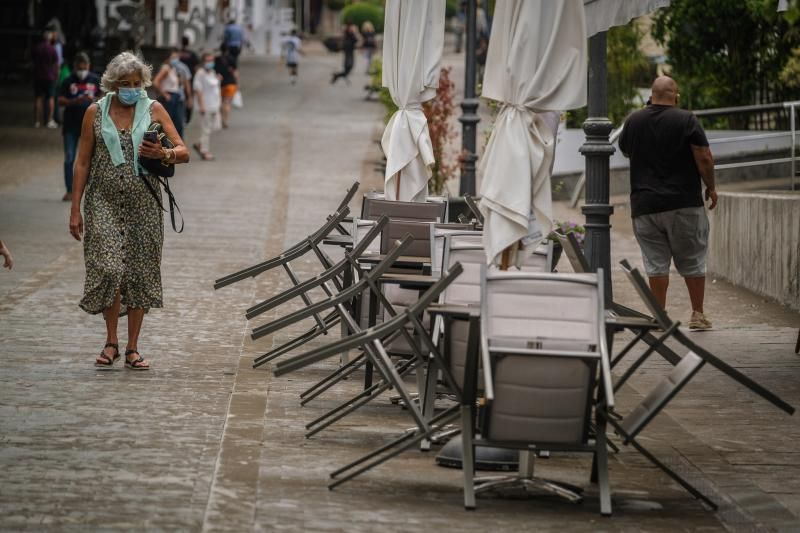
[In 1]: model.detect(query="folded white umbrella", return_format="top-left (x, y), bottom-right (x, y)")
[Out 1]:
top-left (381, 0), bottom-right (445, 202)
top-left (479, 0), bottom-right (587, 266)
top-left (583, 0), bottom-right (671, 37)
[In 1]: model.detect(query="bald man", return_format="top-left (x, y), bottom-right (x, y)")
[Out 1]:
top-left (619, 76), bottom-right (717, 331)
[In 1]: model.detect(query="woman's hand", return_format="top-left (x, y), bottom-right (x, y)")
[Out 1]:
top-left (69, 210), bottom-right (84, 242)
top-left (162, 92), bottom-right (172, 102)
top-left (139, 139), bottom-right (164, 160)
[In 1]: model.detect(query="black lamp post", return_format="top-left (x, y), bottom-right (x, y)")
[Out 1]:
top-left (579, 31), bottom-right (615, 304)
top-left (458, 0), bottom-right (479, 197)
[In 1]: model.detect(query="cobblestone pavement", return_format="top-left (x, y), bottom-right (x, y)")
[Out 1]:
top-left (1, 45), bottom-right (799, 532)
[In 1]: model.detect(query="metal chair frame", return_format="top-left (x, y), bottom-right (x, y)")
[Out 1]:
top-left (273, 265), bottom-right (467, 489)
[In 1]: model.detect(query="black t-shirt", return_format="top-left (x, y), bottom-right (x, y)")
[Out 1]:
top-left (343, 31), bottom-right (358, 53)
top-left (362, 31), bottom-right (376, 50)
top-left (215, 54), bottom-right (236, 86)
top-left (60, 72), bottom-right (101, 135)
top-left (619, 105), bottom-right (709, 217)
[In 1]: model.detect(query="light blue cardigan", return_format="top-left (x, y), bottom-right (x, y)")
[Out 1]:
top-left (97, 91), bottom-right (154, 175)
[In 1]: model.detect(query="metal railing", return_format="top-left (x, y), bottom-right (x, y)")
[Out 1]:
top-left (569, 100), bottom-right (800, 207)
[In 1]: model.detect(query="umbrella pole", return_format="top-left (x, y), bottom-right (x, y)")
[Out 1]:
top-left (500, 248), bottom-right (511, 270)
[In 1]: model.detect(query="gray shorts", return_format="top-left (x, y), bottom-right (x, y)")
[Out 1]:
top-left (632, 206), bottom-right (709, 277)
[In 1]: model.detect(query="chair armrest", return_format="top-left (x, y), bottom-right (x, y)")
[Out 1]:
top-left (379, 273), bottom-right (437, 290)
top-left (606, 314), bottom-right (660, 330)
top-left (323, 234), bottom-right (353, 247)
top-left (428, 303), bottom-right (480, 319)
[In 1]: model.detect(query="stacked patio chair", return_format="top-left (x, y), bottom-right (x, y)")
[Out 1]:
top-left (463, 194), bottom-right (484, 225)
top-left (588, 260), bottom-right (796, 511)
top-left (250, 233), bottom-right (444, 435)
top-left (556, 232), bottom-right (683, 367)
top-left (273, 264), bottom-right (468, 488)
top-left (213, 181), bottom-right (361, 365)
top-left (456, 268), bottom-right (615, 514)
top-left (214, 180), bottom-right (359, 290)
top-left (616, 259), bottom-right (795, 416)
top-left (247, 217), bottom-right (390, 368)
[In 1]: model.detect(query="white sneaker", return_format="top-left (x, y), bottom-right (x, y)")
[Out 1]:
top-left (688, 311), bottom-right (712, 331)
top-left (34, 121), bottom-right (41, 128)
top-left (46, 120), bottom-right (58, 129)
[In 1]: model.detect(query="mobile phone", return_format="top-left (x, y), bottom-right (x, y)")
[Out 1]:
top-left (143, 131), bottom-right (158, 143)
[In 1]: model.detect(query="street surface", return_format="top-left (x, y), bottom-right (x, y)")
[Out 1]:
top-left (0, 43), bottom-right (798, 532)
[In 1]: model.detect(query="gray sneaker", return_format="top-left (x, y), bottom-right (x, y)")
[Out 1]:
top-left (688, 311), bottom-right (712, 331)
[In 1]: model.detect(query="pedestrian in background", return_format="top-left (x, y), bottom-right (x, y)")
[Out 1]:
top-left (58, 52), bottom-right (101, 201)
top-left (619, 76), bottom-right (718, 330)
top-left (0, 240), bottom-right (12, 270)
top-left (215, 44), bottom-right (238, 128)
top-left (68, 51), bottom-right (189, 370)
top-left (152, 48), bottom-right (192, 138)
top-left (192, 52), bottom-right (221, 161)
top-left (360, 21), bottom-right (376, 74)
top-left (281, 29), bottom-right (302, 84)
top-left (452, 3), bottom-right (466, 53)
top-left (46, 19), bottom-right (66, 125)
top-left (32, 29), bottom-right (59, 128)
top-left (331, 24), bottom-right (358, 85)
top-left (179, 34), bottom-right (200, 123)
top-left (223, 18), bottom-right (245, 68)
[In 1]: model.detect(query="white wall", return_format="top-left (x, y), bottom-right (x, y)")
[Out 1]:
top-left (709, 191), bottom-right (800, 310)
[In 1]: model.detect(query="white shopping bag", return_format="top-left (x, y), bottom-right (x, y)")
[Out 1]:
top-left (232, 90), bottom-right (243, 109)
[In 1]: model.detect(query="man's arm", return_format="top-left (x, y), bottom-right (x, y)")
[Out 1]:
top-left (691, 144), bottom-right (717, 209)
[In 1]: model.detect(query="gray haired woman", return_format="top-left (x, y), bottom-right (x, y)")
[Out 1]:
top-left (69, 51), bottom-right (189, 370)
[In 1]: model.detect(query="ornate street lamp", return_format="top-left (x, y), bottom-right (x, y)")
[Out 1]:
top-left (580, 31), bottom-right (615, 304)
top-left (458, 0), bottom-right (479, 197)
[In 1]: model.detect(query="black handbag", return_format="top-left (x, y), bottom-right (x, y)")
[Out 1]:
top-left (139, 122), bottom-right (174, 178)
top-left (139, 122), bottom-right (184, 233)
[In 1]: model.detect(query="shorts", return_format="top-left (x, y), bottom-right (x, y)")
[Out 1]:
top-left (632, 206), bottom-right (709, 278)
top-left (221, 84), bottom-right (237, 99)
top-left (34, 79), bottom-right (56, 98)
top-left (287, 61), bottom-right (298, 69)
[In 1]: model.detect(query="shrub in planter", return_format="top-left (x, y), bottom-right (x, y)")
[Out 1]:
top-left (325, 0), bottom-right (347, 10)
top-left (341, 2), bottom-right (384, 32)
top-left (424, 67), bottom-right (458, 195)
top-left (548, 220), bottom-right (586, 270)
top-left (446, 0), bottom-right (458, 18)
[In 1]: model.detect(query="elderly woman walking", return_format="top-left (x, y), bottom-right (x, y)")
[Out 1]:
top-left (68, 51), bottom-right (189, 370)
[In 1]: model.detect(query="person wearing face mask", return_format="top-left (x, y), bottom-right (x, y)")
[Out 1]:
top-left (192, 52), bottom-right (221, 161)
top-left (152, 48), bottom-right (192, 138)
top-left (68, 51), bottom-right (190, 371)
top-left (58, 52), bottom-right (101, 201)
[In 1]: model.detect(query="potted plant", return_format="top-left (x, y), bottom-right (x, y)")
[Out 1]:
top-left (548, 220), bottom-right (585, 270)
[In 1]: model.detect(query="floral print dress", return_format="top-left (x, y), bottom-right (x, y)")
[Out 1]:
top-left (79, 106), bottom-right (164, 315)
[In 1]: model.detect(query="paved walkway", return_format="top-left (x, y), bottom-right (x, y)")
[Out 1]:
top-left (0, 45), bottom-right (799, 532)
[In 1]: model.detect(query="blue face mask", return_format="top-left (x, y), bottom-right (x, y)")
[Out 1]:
top-left (170, 58), bottom-right (179, 66)
top-left (117, 87), bottom-right (141, 106)
top-left (205, 62), bottom-right (215, 70)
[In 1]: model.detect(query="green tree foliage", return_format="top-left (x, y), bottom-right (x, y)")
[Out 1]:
top-left (653, 0), bottom-right (800, 112)
top-left (341, 2), bottom-right (384, 32)
top-left (567, 21), bottom-right (653, 128)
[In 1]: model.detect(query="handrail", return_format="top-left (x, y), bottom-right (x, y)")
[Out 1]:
top-left (570, 101), bottom-right (799, 206)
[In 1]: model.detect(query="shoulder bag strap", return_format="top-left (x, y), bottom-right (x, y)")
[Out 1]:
top-left (141, 175), bottom-right (184, 233)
